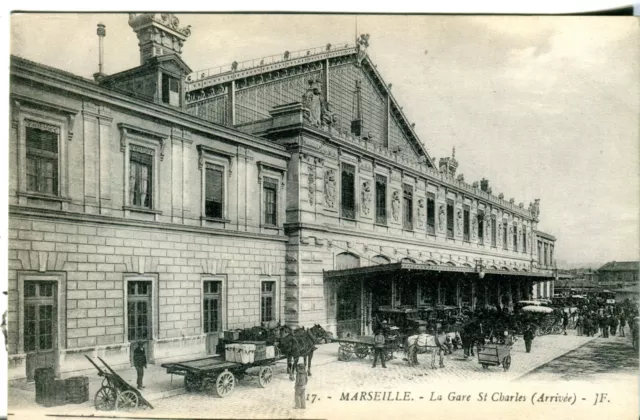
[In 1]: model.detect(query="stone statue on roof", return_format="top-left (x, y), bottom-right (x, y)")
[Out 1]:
top-left (303, 79), bottom-right (337, 128)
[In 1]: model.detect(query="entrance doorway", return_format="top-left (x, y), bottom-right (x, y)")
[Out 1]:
top-left (336, 281), bottom-right (361, 337)
top-left (24, 281), bottom-right (57, 382)
top-left (203, 280), bottom-right (222, 354)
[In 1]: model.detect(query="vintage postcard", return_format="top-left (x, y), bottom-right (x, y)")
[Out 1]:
top-left (5, 11), bottom-right (639, 420)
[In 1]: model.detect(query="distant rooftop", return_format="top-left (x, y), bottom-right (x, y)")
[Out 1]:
top-left (597, 261), bottom-right (639, 272)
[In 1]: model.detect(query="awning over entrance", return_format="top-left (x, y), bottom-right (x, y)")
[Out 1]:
top-left (324, 261), bottom-right (555, 280)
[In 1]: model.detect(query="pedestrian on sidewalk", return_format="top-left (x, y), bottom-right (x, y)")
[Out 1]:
top-left (523, 324), bottom-right (535, 353)
top-left (600, 315), bottom-right (609, 338)
top-left (576, 314), bottom-right (584, 336)
top-left (294, 363), bottom-right (308, 409)
top-left (372, 329), bottom-right (387, 368)
top-left (619, 314), bottom-right (626, 337)
top-left (562, 312), bottom-right (569, 335)
top-left (133, 341), bottom-right (147, 390)
top-left (610, 315), bottom-right (618, 337)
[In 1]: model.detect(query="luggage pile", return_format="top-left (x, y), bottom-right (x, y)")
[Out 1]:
top-left (225, 341), bottom-right (276, 364)
top-left (34, 368), bottom-right (89, 407)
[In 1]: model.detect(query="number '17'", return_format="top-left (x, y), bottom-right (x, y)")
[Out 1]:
top-left (306, 394), bottom-right (317, 403)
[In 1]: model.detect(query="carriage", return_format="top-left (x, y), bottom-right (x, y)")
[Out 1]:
top-left (85, 356), bottom-right (154, 412)
top-left (519, 305), bottom-right (564, 336)
top-left (334, 333), bottom-right (401, 362)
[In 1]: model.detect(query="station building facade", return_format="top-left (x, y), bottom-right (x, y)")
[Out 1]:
top-left (8, 14), bottom-right (556, 383)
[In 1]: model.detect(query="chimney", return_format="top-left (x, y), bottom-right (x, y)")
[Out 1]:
top-left (93, 23), bottom-right (107, 82)
top-left (480, 178), bottom-right (490, 192)
top-left (128, 13), bottom-right (191, 65)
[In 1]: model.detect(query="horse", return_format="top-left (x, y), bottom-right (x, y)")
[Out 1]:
top-left (403, 332), bottom-right (448, 369)
top-left (278, 326), bottom-right (325, 378)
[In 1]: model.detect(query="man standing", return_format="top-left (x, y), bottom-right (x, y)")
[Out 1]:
top-left (619, 313), bottom-right (626, 337)
top-left (372, 329), bottom-right (387, 368)
top-left (294, 363), bottom-right (308, 409)
top-left (562, 312), bottom-right (569, 336)
top-left (523, 324), bottom-right (535, 353)
top-left (133, 342), bottom-right (147, 390)
top-left (610, 315), bottom-right (619, 337)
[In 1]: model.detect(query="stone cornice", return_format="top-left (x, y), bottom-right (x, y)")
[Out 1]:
top-left (10, 55), bottom-right (290, 160)
top-left (10, 205), bottom-right (289, 243)
top-left (283, 221), bottom-right (534, 263)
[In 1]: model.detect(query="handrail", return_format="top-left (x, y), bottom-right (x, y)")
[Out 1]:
top-left (187, 42), bottom-right (354, 82)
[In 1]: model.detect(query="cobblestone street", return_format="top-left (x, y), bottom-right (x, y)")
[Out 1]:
top-left (9, 331), bottom-right (607, 419)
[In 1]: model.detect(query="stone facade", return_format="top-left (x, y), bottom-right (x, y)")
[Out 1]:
top-left (8, 15), bottom-right (558, 383)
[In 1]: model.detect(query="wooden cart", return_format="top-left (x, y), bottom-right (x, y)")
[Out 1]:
top-left (477, 344), bottom-right (512, 371)
top-left (161, 354), bottom-right (286, 398)
top-left (85, 356), bottom-right (154, 412)
top-left (334, 335), bottom-right (399, 362)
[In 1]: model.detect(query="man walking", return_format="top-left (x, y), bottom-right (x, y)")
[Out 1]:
top-left (523, 324), bottom-right (535, 353)
top-left (133, 341), bottom-right (147, 390)
top-left (372, 329), bottom-right (387, 368)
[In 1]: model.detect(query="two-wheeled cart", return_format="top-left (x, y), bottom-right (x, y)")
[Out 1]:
top-left (477, 344), bottom-right (512, 371)
top-left (161, 354), bottom-right (286, 398)
top-left (85, 356), bottom-right (154, 412)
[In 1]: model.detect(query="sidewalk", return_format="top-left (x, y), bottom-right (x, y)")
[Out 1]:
top-left (8, 342), bottom-right (341, 413)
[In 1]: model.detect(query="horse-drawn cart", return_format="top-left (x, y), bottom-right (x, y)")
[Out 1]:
top-left (334, 335), bottom-right (399, 362)
top-left (477, 344), bottom-right (512, 371)
top-left (85, 356), bottom-right (154, 412)
top-left (161, 353), bottom-right (286, 398)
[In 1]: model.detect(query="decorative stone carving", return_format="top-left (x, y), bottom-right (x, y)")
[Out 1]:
top-left (391, 191), bottom-right (401, 221)
top-left (355, 33), bottom-right (370, 65)
top-left (302, 79), bottom-right (337, 128)
top-left (472, 181), bottom-right (479, 189)
top-left (498, 193), bottom-right (504, 199)
top-left (361, 181), bottom-right (372, 215)
top-left (324, 169), bottom-right (336, 208)
top-left (531, 199), bottom-right (540, 219)
top-left (438, 204), bottom-right (445, 232)
top-left (456, 210), bottom-right (463, 235)
top-left (472, 216), bottom-right (478, 240)
top-left (417, 199), bottom-right (425, 228)
top-left (456, 173), bottom-right (465, 182)
top-left (308, 170), bottom-right (315, 206)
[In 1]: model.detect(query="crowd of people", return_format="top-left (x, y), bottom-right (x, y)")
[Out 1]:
top-left (575, 299), bottom-right (638, 339)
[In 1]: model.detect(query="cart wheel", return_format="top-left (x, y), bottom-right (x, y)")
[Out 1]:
top-left (115, 390), bottom-right (139, 412)
top-left (214, 370), bottom-right (235, 398)
top-left (185, 373), bottom-right (202, 392)
top-left (258, 366), bottom-right (273, 388)
top-left (94, 386), bottom-right (117, 411)
top-left (481, 363), bottom-right (488, 369)
top-left (354, 344), bottom-right (369, 359)
top-left (502, 355), bottom-right (511, 371)
top-left (338, 346), bottom-right (353, 361)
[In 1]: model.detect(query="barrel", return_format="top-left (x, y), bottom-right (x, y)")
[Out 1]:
top-left (34, 368), bottom-right (55, 405)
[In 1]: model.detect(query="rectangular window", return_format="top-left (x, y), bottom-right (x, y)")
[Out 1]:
top-left (341, 163), bottom-right (355, 219)
top-left (129, 151), bottom-right (153, 208)
top-left (550, 245), bottom-right (554, 266)
top-left (162, 74), bottom-right (180, 107)
top-left (203, 281), bottom-right (221, 333)
top-left (263, 178), bottom-right (278, 226)
top-left (403, 184), bottom-right (413, 230)
top-left (538, 241), bottom-right (543, 262)
top-left (446, 199), bottom-right (454, 239)
top-left (463, 205), bottom-right (470, 241)
top-left (522, 230), bottom-right (527, 253)
top-left (205, 164), bottom-right (224, 218)
top-left (478, 211), bottom-right (484, 244)
top-left (426, 192), bottom-right (435, 235)
top-left (491, 215), bottom-right (497, 247)
top-left (26, 125), bottom-right (59, 195)
top-left (127, 281), bottom-right (151, 342)
top-left (513, 224), bottom-right (518, 251)
top-left (261, 281), bottom-right (276, 323)
top-left (23, 281), bottom-right (56, 352)
top-left (375, 174), bottom-right (387, 225)
top-left (502, 222), bottom-right (508, 250)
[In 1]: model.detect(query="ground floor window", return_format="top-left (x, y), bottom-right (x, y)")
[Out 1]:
top-left (24, 281), bottom-right (56, 352)
top-left (261, 281), bottom-right (276, 323)
top-left (203, 281), bottom-right (221, 333)
top-left (127, 281), bottom-right (151, 342)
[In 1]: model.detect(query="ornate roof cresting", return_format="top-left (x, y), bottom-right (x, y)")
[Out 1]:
top-left (128, 13), bottom-right (192, 38)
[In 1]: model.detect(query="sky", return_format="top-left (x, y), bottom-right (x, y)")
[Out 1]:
top-left (8, 13), bottom-right (640, 267)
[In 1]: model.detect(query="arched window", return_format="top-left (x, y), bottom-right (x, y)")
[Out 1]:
top-left (335, 252), bottom-right (360, 270)
top-left (400, 258), bottom-right (416, 264)
top-left (371, 255), bottom-right (391, 265)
